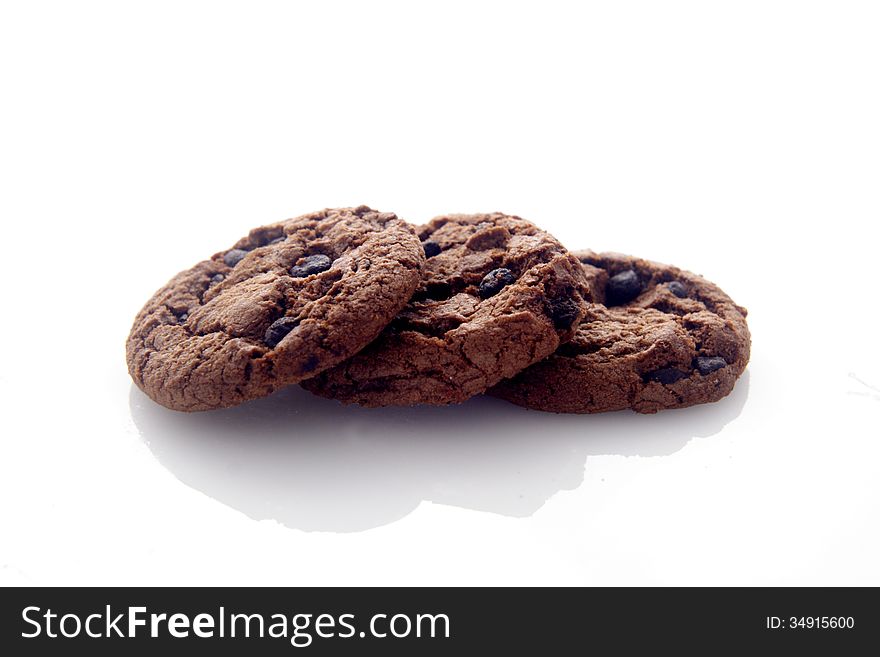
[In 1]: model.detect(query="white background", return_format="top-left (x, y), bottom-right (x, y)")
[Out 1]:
top-left (1, 1), bottom-right (878, 586)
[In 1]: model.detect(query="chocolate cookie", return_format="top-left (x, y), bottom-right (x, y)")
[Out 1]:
top-left (490, 251), bottom-right (750, 413)
top-left (126, 206), bottom-right (424, 411)
top-left (302, 213), bottom-right (597, 406)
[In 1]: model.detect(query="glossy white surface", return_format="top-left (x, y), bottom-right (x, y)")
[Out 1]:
top-left (1, 1), bottom-right (878, 586)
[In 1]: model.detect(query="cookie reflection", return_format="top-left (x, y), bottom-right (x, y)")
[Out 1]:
top-left (129, 373), bottom-right (749, 533)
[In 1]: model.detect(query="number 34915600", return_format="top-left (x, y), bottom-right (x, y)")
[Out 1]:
top-left (766, 616), bottom-right (855, 629)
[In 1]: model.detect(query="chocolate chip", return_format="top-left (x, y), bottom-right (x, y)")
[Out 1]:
top-left (223, 249), bottom-right (248, 267)
top-left (422, 240), bottom-right (442, 258)
top-left (289, 254), bottom-right (332, 278)
top-left (606, 269), bottom-right (642, 306)
top-left (178, 312), bottom-right (188, 323)
top-left (694, 356), bottom-right (727, 375)
top-left (547, 297), bottom-right (581, 330)
top-left (211, 273), bottom-right (224, 284)
top-left (264, 316), bottom-right (300, 347)
top-left (302, 354), bottom-right (320, 373)
top-left (479, 268), bottom-right (516, 299)
top-left (645, 367), bottom-right (689, 384)
top-left (668, 281), bottom-right (687, 298)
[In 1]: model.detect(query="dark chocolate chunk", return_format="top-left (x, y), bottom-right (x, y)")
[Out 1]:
top-left (178, 312), bottom-right (188, 323)
top-left (668, 281), bottom-right (687, 298)
top-left (289, 254), bottom-right (332, 278)
top-left (606, 269), bottom-right (642, 306)
top-left (302, 354), bottom-right (320, 373)
top-left (422, 240), bottom-right (442, 258)
top-left (694, 356), bottom-right (727, 375)
top-left (211, 273), bottom-right (224, 284)
top-left (223, 249), bottom-right (248, 267)
top-left (264, 316), bottom-right (300, 347)
top-left (547, 297), bottom-right (582, 330)
top-left (479, 268), bottom-right (516, 299)
top-left (645, 367), bottom-right (689, 384)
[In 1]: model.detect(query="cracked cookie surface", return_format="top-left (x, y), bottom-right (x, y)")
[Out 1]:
top-left (126, 206), bottom-right (424, 411)
top-left (302, 213), bottom-right (597, 406)
top-left (489, 251), bottom-right (751, 413)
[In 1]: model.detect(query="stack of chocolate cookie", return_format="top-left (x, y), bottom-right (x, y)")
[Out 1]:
top-left (127, 207), bottom-right (750, 413)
